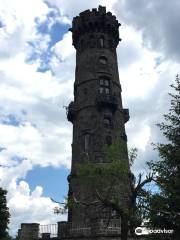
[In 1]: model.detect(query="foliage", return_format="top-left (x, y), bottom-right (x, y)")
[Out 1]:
top-left (76, 142), bottom-right (130, 203)
top-left (128, 147), bottom-right (138, 167)
top-left (69, 141), bottom-right (153, 240)
top-left (147, 75), bottom-right (180, 238)
top-left (0, 187), bottom-right (10, 239)
top-left (78, 142), bottom-right (129, 182)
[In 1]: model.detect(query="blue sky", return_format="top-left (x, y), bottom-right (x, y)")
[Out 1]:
top-left (0, 0), bottom-right (180, 236)
top-left (26, 166), bottom-right (69, 201)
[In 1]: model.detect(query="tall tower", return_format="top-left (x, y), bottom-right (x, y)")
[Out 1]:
top-left (65, 5), bottom-right (130, 238)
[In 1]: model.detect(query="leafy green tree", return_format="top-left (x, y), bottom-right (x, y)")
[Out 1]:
top-left (0, 187), bottom-right (10, 239)
top-left (68, 142), bottom-right (153, 240)
top-left (147, 75), bottom-right (180, 239)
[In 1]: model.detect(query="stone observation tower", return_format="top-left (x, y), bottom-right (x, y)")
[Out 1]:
top-left (17, 5), bottom-right (131, 240)
top-left (64, 5), bottom-right (130, 239)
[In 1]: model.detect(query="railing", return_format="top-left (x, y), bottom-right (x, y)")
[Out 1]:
top-left (69, 223), bottom-right (91, 236)
top-left (97, 224), bottom-right (121, 235)
top-left (38, 220), bottom-right (121, 238)
top-left (96, 93), bottom-right (118, 111)
top-left (39, 224), bottom-right (58, 238)
top-left (97, 219), bottom-right (121, 235)
top-left (59, 219), bottom-right (121, 237)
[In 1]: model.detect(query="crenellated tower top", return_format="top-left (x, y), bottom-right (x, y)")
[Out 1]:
top-left (69, 6), bottom-right (121, 52)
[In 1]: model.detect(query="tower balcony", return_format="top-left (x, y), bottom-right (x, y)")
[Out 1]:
top-left (96, 93), bottom-right (118, 111)
top-left (67, 101), bottom-right (77, 123)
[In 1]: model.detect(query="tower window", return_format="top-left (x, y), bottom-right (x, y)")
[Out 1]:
top-left (99, 87), bottom-right (104, 94)
top-left (111, 210), bottom-right (117, 217)
top-left (83, 133), bottom-right (90, 152)
top-left (99, 77), bottom-right (110, 94)
top-left (99, 56), bottom-right (107, 64)
top-left (104, 79), bottom-right (109, 86)
top-left (100, 36), bottom-right (104, 48)
top-left (90, 35), bottom-right (95, 48)
top-left (105, 88), bottom-right (110, 94)
top-left (106, 136), bottom-right (112, 145)
top-left (104, 117), bottom-right (111, 128)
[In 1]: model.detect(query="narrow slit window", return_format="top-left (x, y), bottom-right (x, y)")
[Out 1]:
top-left (84, 133), bottom-right (90, 152)
top-left (100, 36), bottom-right (104, 48)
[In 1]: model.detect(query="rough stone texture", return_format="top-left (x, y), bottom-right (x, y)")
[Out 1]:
top-left (18, 223), bottom-right (39, 240)
top-left (66, 5), bottom-right (131, 237)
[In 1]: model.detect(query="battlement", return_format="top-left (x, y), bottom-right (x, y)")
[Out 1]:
top-left (69, 6), bottom-right (121, 50)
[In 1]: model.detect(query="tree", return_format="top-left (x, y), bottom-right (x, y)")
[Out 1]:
top-left (67, 143), bottom-right (153, 240)
top-left (0, 187), bottom-right (10, 239)
top-left (147, 75), bottom-right (180, 239)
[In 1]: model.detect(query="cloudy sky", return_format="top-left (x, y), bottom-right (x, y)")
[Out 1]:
top-left (0, 0), bottom-right (179, 236)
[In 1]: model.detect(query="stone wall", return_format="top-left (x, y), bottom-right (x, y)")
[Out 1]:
top-left (18, 223), bottom-right (39, 240)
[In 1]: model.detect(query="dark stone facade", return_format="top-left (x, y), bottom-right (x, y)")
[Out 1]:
top-left (66, 5), bottom-right (131, 237)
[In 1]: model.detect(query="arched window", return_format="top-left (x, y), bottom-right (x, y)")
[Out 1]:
top-left (104, 117), bottom-right (111, 128)
top-left (99, 56), bottom-right (107, 64)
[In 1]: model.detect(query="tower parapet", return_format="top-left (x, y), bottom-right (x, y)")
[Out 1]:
top-left (69, 6), bottom-right (121, 52)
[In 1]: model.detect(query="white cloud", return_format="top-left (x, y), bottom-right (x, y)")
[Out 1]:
top-left (7, 180), bottom-right (66, 236)
top-left (0, 122), bottom-right (71, 174)
top-left (32, 186), bottom-right (43, 198)
top-left (118, 26), bottom-right (160, 99)
top-left (0, 0), bottom-right (72, 235)
top-left (114, 0), bottom-right (180, 62)
top-left (52, 32), bottom-right (75, 61)
top-left (0, 0), bottom-right (179, 236)
top-left (128, 121), bottom-right (151, 152)
top-left (45, 0), bottom-right (104, 18)
top-left (0, 0), bottom-right (49, 60)
top-left (101, 0), bottom-right (117, 12)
